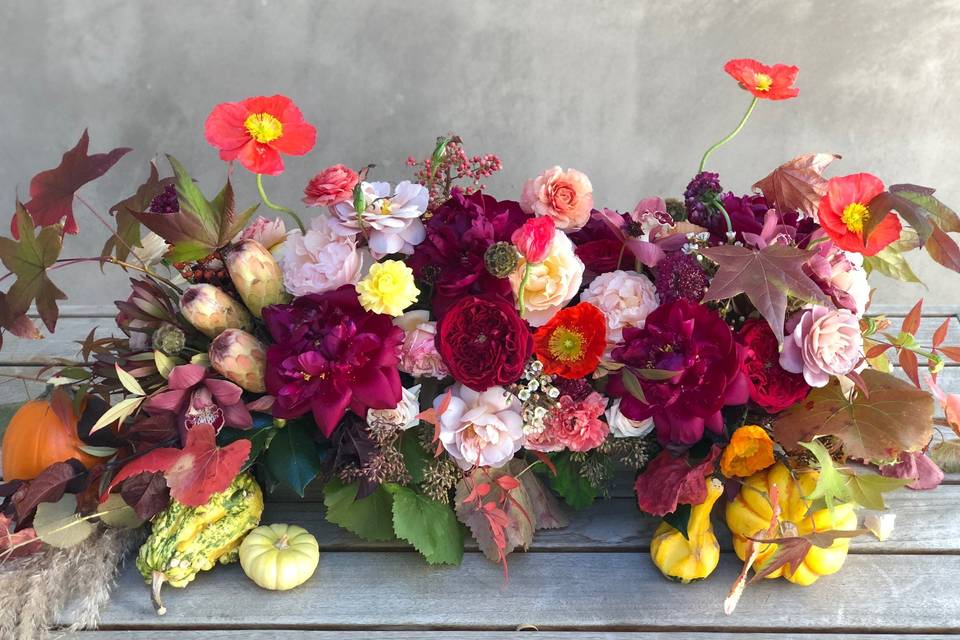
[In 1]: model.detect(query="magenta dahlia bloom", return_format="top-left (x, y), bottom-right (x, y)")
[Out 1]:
top-left (262, 285), bottom-right (404, 437)
top-left (408, 189), bottom-right (528, 317)
top-left (607, 299), bottom-right (749, 446)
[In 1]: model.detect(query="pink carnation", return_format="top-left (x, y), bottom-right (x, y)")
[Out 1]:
top-left (394, 311), bottom-right (449, 379)
top-left (780, 306), bottom-right (863, 387)
top-left (520, 166), bottom-right (594, 231)
top-left (546, 392), bottom-right (610, 453)
top-left (303, 164), bottom-right (359, 207)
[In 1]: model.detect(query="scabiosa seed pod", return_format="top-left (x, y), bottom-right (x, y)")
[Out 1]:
top-left (225, 239), bottom-right (290, 318)
top-left (484, 241), bottom-right (519, 278)
top-left (152, 322), bottom-right (186, 356)
top-left (181, 283), bottom-right (253, 339)
top-left (209, 328), bottom-right (267, 393)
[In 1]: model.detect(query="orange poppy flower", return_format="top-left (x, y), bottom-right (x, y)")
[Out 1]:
top-left (720, 425), bottom-right (775, 478)
top-left (817, 173), bottom-right (902, 256)
top-left (533, 302), bottom-right (606, 379)
top-left (724, 58), bottom-right (799, 100)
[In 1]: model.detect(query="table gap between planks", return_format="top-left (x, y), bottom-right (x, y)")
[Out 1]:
top-left (1, 304), bottom-right (959, 639)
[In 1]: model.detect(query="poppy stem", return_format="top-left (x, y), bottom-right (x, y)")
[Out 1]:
top-left (256, 174), bottom-right (306, 233)
top-left (698, 96), bottom-right (758, 173)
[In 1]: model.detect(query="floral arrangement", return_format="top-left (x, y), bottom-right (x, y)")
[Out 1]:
top-left (2, 58), bottom-right (960, 614)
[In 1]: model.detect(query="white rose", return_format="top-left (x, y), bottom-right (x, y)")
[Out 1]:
top-left (436, 384), bottom-right (524, 470)
top-left (605, 398), bottom-right (653, 438)
top-left (581, 270), bottom-right (659, 355)
top-left (367, 385), bottom-right (421, 432)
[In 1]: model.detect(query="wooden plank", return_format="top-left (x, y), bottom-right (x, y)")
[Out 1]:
top-left (79, 553), bottom-right (960, 632)
top-left (70, 632), bottom-right (960, 639)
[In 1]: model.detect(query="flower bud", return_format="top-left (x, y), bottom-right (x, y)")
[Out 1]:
top-left (181, 283), bottom-right (253, 339)
top-left (208, 328), bottom-right (267, 393)
top-left (152, 322), bottom-right (186, 356)
top-left (511, 216), bottom-right (555, 263)
top-left (226, 239), bottom-right (290, 318)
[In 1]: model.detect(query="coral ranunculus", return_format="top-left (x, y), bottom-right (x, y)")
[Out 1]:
top-left (512, 216), bottom-right (556, 263)
top-left (738, 319), bottom-right (810, 412)
top-left (520, 166), bottom-right (594, 231)
top-left (533, 302), bottom-right (606, 379)
top-left (204, 95), bottom-right (317, 175)
top-left (817, 173), bottom-right (902, 256)
top-left (303, 164), bottom-right (359, 207)
top-left (723, 58), bottom-right (800, 100)
top-left (436, 294), bottom-right (532, 392)
top-left (720, 425), bottom-right (775, 478)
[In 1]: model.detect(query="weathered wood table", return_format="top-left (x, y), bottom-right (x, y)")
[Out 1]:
top-left (2, 304), bottom-right (959, 640)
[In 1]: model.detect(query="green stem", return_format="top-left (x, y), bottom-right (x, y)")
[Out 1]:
top-left (517, 263), bottom-right (532, 317)
top-left (698, 96), bottom-right (758, 173)
top-left (709, 196), bottom-right (734, 237)
top-left (256, 174), bottom-right (305, 233)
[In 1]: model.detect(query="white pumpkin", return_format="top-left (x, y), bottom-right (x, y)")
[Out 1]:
top-left (239, 523), bottom-right (319, 591)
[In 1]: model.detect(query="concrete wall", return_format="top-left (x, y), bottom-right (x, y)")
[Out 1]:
top-left (2, 0), bottom-right (959, 309)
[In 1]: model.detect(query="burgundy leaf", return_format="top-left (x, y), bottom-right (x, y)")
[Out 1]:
top-left (752, 153), bottom-right (840, 218)
top-left (926, 226), bottom-right (960, 273)
top-left (119, 471), bottom-right (171, 520)
top-left (634, 445), bottom-right (721, 517)
top-left (879, 451), bottom-right (944, 490)
top-left (11, 459), bottom-right (90, 524)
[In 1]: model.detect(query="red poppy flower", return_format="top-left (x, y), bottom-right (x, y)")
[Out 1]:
top-left (817, 173), bottom-right (902, 256)
top-left (204, 95), bottom-right (317, 176)
top-left (533, 302), bottom-right (606, 379)
top-left (724, 59), bottom-right (799, 100)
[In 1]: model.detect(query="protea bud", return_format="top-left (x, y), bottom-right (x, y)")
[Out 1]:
top-left (115, 278), bottom-right (181, 351)
top-left (152, 322), bottom-right (186, 356)
top-left (209, 328), bottom-right (267, 393)
top-left (180, 284), bottom-right (253, 339)
top-left (226, 239), bottom-right (290, 318)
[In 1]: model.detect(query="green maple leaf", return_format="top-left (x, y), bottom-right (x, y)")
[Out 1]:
top-left (701, 243), bottom-right (831, 342)
top-left (0, 202), bottom-right (66, 333)
top-left (385, 484), bottom-right (463, 565)
top-left (799, 439), bottom-right (910, 511)
top-left (798, 440), bottom-right (848, 511)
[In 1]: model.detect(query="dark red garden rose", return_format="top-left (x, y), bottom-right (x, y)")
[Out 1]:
top-left (262, 285), bottom-right (404, 437)
top-left (607, 299), bottom-right (749, 446)
top-left (436, 294), bottom-right (532, 391)
top-left (738, 319), bottom-right (810, 412)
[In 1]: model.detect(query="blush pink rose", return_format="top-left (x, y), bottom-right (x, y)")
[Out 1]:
top-left (281, 215), bottom-right (363, 296)
top-left (780, 306), bottom-right (863, 387)
top-left (520, 166), bottom-right (594, 231)
top-left (394, 310), bottom-right (449, 379)
top-left (303, 164), bottom-right (359, 207)
top-left (580, 270), bottom-right (659, 357)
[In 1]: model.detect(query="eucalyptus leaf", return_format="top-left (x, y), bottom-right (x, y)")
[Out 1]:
top-left (33, 496), bottom-right (94, 549)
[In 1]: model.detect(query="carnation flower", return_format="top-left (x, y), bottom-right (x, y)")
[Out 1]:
top-left (437, 294), bottom-right (532, 391)
top-left (409, 190), bottom-right (528, 317)
top-left (281, 215), bottom-right (364, 296)
top-left (367, 385), bottom-right (421, 432)
top-left (520, 166), bottom-right (594, 231)
top-left (607, 299), bottom-right (749, 446)
top-left (436, 383), bottom-right (524, 470)
top-left (817, 173), bottom-right (902, 256)
top-left (780, 306), bottom-right (863, 387)
top-left (605, 398), bottom-right (654, 439)
top-left (580, 270), bottom-right (659, 356)
top-left (303, 164), bottom-right (359, 207)
top-left (806, 241), bottom-right (871, 316)
top-left (237, 216), bottom-right (287, 257)
top-left (533, 302), bottom-right (606, 379)
top-left (356, 260), bottom-right (420, 317)
top-left (654, 252), bottom-right (709, 304)
top-left (331, 180), bottom-right (428, 258)
top-left (720, 425), bottom-right (775, 477)
top-left (263, 285), bottom-right (404, 436)
top-left (509, 229), bottom-right (585, 326)
top-left (543, 392), bottom-right (609, 452)
top-left (738, 319), bottom-right (810, 412)
top-left (394, 310), bottom-right (448, 379)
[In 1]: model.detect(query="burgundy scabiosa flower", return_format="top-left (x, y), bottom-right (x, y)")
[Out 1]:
top-left (654, 252), bottom-right (709, 304)
top-left (148, 184), bottom-right (179, 213)
top-left (262, 285), bottom-right (404, 437)
top-left (683, 171), bottom-right (723, 230)
top-left (408, 189), bottom-right (528, 317)
top-left (607, 299), bottom-right (749, 446)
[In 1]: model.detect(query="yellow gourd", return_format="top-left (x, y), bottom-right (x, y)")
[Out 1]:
top-left (650, 477), bottom-right (723, 583)
top-left (239, 523), bottom-right (320, 591)
top-left (725, 461), bottom-right (857, 586)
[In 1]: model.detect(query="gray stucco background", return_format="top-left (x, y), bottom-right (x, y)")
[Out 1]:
top-left (2, 0), bottom-right (959, 310)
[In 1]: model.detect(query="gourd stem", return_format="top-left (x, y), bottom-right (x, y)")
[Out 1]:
top-left (151, 571), bottom-right (167, 616)
top-left (274, 534), bottom-right (290, 550)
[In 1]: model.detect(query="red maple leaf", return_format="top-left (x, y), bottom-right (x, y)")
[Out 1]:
top-left (12, 130), bottom-right (131, 237)
top-left (103, 424), bottom-right (251, 507)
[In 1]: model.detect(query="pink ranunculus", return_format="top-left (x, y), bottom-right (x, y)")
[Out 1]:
top-left (394, 310), bottom-right (449, 379)
top-left (512, 216), bottom-right (555, 263)
top-left (520, 166), bottom-right (594, 231)
top-left (780, 306), bottom-right (863, 387)
top-left (805, 241), bottom-right (871, 317)
top-left (281, 215), bottom-right (364, 296)
top-left (303, 164), bottom-right (360, 207)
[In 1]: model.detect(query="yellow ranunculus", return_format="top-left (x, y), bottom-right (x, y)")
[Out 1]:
top-left (357, 260), bottom-right (420, 317)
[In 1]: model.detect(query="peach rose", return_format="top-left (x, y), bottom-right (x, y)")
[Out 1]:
top-left (520, 166), bottom-right (594, 231)
top-left (509, 229), bottom-right (585, 326)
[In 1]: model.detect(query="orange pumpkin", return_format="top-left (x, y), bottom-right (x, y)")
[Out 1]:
top-left (2, 399), bottom-right (102, 481)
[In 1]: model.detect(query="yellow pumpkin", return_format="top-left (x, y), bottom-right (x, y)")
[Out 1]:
top-left (650, 477), bottom-right (723, 583)
top-left (239, 523), bottom-right (319, 591)
top-left (2, 399), bottom-right (102, 481)
top-left (726, 461), bottom-right (857, 586)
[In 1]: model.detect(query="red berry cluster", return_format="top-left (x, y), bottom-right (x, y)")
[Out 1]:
top-left (174, 251), bottom-right (238, 296)
top-left (407, 136), bottom-right (502, 211)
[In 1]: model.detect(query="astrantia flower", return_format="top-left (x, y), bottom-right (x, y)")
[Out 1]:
top-left (779, 306), bottom-right (863, 387)
top-left (263, 285), bottom-right (404, 436)
top-left (436, 383), bottom-right (525, 470)
top-left (356, 259), bottom-right (420, 317)
top-left (817, 173), bottom-right (902, 256)
top-left (520, 166), bottom-right (594, 231)
top-left (331, 181), bottom-right (428, 258)
top-left (738, 319), bottom-right (810, 412)
top-left (281, 215), bottom-right (363, 296)
top-left (724, 58), bottom-right (799, 100)
top-left (204, 95), bottom-right (317, 175)
top-left (533, 302), bottom-right (606, 379)
top-left (607, 299), bottom-right (749, 446)
top-left (303, 164), bottom-right (359, 208)
top-left (720, 425), bottom-right (775, 478)
top-left (654, 252), bottom-right (709, 304)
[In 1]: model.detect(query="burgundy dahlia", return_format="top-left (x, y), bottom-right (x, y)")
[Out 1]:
top-left (738, 319), bottom-right (810, 412)
top-left (408, 189), bottom-right (528, 317)
top-left (607, 299), bottom-right (748, 446)
top-left (262, 285), bottom-right (404, 437)
top-left (654, 252), bottom-right (709, 304)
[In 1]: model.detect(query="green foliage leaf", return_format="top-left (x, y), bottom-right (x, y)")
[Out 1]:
top-left (265, 421), bottom-right (321, 496)
top-left (323, 477), bottom-right (396, 542)
top-left (103, 162), bottom-right (173, 263)
top-left (842, 473), bottom-right (910, 511)
top-left (800, 439), bottom-right (909, 511)
top-left (33, 496), bottom-right (94, 549)
top-left (219, 420), bottom-right (277, 472)
top-left (536, 452), bottom-right (597, 510)
top-left (399, 432), bottom-right (430, 484)
top-left (864, 247), bottom-right (923, 284)
top-left (96, 493), bottom-right (144, 529)
top-left (620, 368), bottom-right (646, 404)
top-left (386, 484), bottom-right (463, 566)
top-left (662, 503), bottom-right (691, 539)
top-left (798, 440), bottom-right (849, 511)
top-left (90, 396), bottom-right (143, 434)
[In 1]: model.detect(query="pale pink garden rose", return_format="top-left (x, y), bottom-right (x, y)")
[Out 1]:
top-left (520, 166), bottom-right (594, 231)
top-left (281, 215), bottom-right (363, 296)
top-left (605, 397), bottom-right (654, 438)
top-left (331, 181), bottom-right (428, 258)
top-left (237, 216), bottom-right (287, 256)
top-left (394, 310), bottom-right (449, 379)
top-left (780, 306), bottom-right (863, 387)
top-left (580, 270), bottom-right (659, 356)
top-left (303, 164), bottom-right (359, 207)
top-left (436, 383), bottom-right (525, 470)
top-left (806, 242), bottom-right (871, 317)
top-left (508, 229), bottom-right (585, 326)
